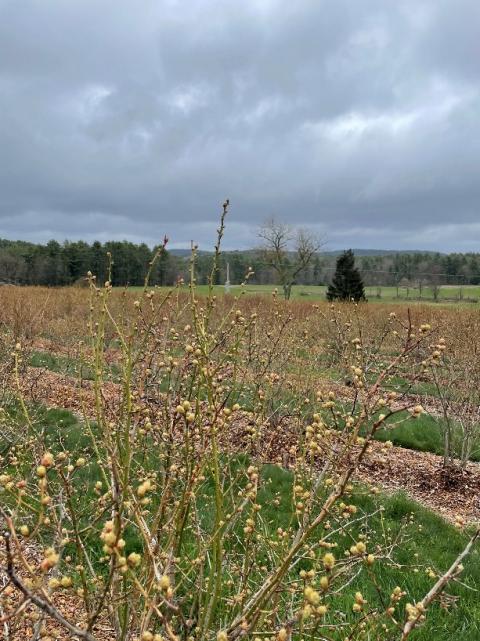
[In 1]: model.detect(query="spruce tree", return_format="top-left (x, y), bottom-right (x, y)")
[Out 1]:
top-left (326, 249), bottom-right (366, 301)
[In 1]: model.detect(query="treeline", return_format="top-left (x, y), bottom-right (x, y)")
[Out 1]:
top-left (0, 239), bottom-right (179, 287)
top-left (1, 237), bottom-right (480, 287)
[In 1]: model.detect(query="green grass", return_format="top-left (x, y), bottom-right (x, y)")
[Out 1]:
top-left (255, 467), bottom-right (480, 640)
top-left (354, 492), bottom-right (480, 640)
top-left (29, 349), bottom-right (121, 382)
top-left (375, 412), bottom-right (480, 462)
top-left (376, 412), bottom-right (446, 454)
top-left (29, 350), bottom-right (95, 380)
top-left (125, 283), bottom-right (480, 306)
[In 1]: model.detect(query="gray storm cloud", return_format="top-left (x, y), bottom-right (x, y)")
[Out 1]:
top-left (0, 0), bottom-right (479, 251)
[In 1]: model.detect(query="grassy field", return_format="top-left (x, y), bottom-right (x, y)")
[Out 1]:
top-left (127, 283), bottom-right (480, 305)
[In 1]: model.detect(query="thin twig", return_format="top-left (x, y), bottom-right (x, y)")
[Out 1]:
top-left (2, 532), bottom-right (97, 641)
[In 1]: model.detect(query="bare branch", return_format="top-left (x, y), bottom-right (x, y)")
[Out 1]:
top-left (401, 527), bottom-right (480, 639)
top-left (2, 532), bottom-right (97, 641)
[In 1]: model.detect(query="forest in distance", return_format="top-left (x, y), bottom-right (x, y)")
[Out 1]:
top-left (1, 236), bottom-right (480, 289)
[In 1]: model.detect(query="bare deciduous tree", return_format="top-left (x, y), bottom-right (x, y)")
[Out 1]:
top-left (258, 218), bottom-right (323, 300)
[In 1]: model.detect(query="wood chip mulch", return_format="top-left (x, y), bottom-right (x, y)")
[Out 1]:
top-left (19, 366), bottom-right (121, 420)
top-left (357, 440), bottom-right (480, 523)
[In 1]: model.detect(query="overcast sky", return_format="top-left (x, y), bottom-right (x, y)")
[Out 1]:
top-left (0, 0), bottom-right (479, 251)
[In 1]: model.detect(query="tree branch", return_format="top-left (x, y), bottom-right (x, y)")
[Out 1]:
top-left (401, 526), bottom-right (480, 639)
top-left (2, 532), bottom-right (97, 641)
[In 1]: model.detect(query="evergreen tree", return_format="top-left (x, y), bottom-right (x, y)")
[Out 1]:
top-left (326, 250), bottom-right (366, 301)
top-left (90, 241), bottom-right (108, 284)
top-left (151, 245), bottom-right (171, 286)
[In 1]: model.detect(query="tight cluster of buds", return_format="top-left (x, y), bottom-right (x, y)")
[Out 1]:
top-left (322, 552), bottom-right (335, 570)
top-left (303, 586), bottom-right (328, 618)
top-left (137, 478), bottom-right (153, 498)
top-left (405, 601), bottom-right (425, 622)
top-left (40, 547), bottom-right (59, 572)
top-left (100, 520), bottom-right (125, 558)
top-left (352, 591), bottom-right (366, 612)
top-left (349, 540), bottom-right (367, 556)
top-left (411, 404), bottom-right (424, 418)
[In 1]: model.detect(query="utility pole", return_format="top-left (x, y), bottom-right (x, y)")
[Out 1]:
top-left (225, 262), bottom-right (231, 293)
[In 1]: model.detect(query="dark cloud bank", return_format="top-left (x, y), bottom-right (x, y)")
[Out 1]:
top-left (0, 0), bottom-right (479, 251)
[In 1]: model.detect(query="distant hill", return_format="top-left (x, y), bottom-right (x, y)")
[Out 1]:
top-left (169, 248), bottom-right (211, 257)
top-left (320, 249), bottom-right (443, 257)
